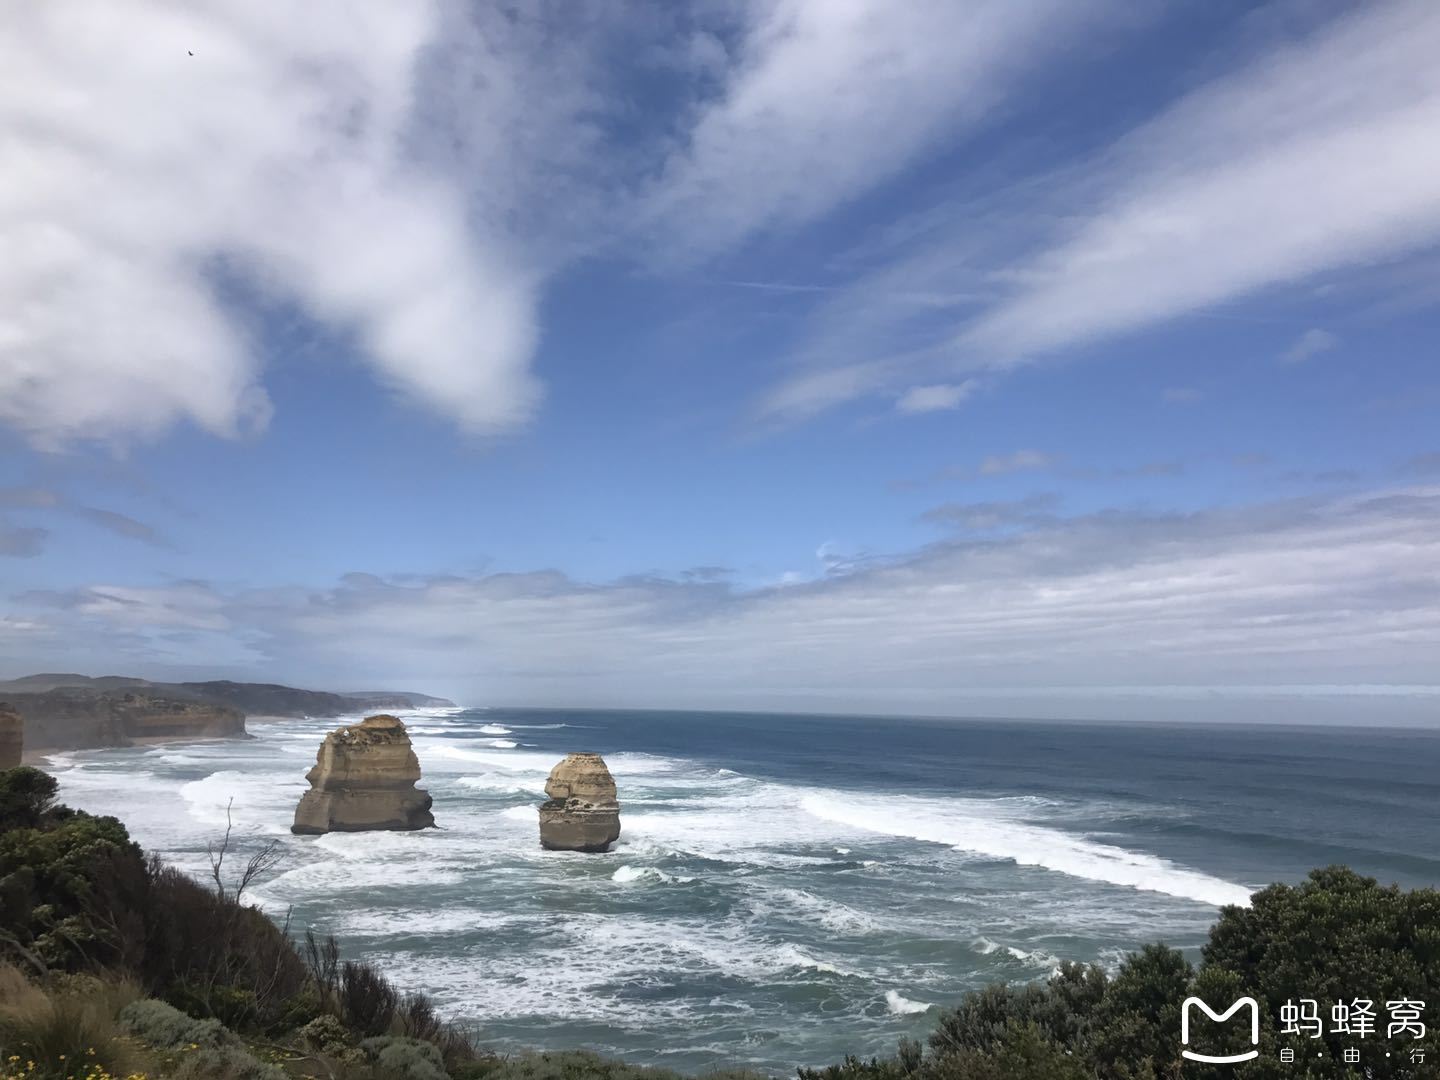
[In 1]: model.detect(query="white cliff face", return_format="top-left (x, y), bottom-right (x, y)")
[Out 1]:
top-left (292, 714), bottom-right (435, 834)
top-left (538, 752), bottom-right (621, 852)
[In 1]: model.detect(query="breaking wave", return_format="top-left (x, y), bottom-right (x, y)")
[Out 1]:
top-left (885, 990), bottom-right (933, 1015)
top-left (799, 792), bottom-right (1252, 908)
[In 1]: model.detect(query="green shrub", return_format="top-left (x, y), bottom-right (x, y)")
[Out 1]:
top-left (300, 1012), bottom-right (354, 1054)
top-left (340, 959), bottom-right (399, 1036)
top-left (398, 990), bottom-right (445, 1043)
top-left (267, 986), bottom-right (323, 1033)
top-left (449, 1049), bottom-right (738, 1080)
top-left (0, 767), bottom-right (59, 831)
top-left (361, 1034), bottom-right (450, 1080)
top-left (141, 860), bottom-right (308, 1030)
top-left (0, 808), bottom-right (147, 973)
top-left (118, 995), bottom-right (239, 1050)
top-left (169, 1041), bottom-right (287, 1079)
top-left (165, 979), bottom-right (260, 1030)
top-left (925, 1024), bottom-right (1090, 1080)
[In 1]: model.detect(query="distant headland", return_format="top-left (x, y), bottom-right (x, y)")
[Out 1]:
top-left (0, 672), bottom-right (455, 757)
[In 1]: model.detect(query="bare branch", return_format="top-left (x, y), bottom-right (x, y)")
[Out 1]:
top-left (207, 797), bottom-right (236, 902)
top-left (235, 838), bottom-right (286, 905)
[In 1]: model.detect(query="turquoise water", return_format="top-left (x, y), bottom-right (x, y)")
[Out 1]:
top-left (47, 708), bottom-right (1440, 1073)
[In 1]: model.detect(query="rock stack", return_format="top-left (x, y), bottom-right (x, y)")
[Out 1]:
top-left (0, 702), bottom-right (21, 769)
top-left (291, 714), bottom-right (435, 835)
top-left (539, 752), bottom-right (621, 852)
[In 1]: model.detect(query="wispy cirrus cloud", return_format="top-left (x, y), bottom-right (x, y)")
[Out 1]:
top-left (759, 0), bottom-right (1440, 420)
top-left (894, 383), bottom-right (974, 415)
top-left (0, 521), bottom-right (48, 558)
top-left (919, 493), bottom-right (1060, 530)
top-left (1281, 328), bottom-right (1340, 364)
top-left (641, 0), bottom-right (1124, 261)
top-left (75, 508), bottom-right (167, 548)
top-left (979, 449), bottom-right (1057, 476)
top-left (961, 0), bottom-right (1440, 362)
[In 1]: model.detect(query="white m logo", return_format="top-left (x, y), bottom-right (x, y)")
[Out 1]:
top-left (1181, 997), bottom-right (1261, 1064)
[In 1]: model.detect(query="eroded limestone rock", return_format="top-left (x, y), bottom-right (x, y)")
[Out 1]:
top-left (0, 702), bottom-right (21, 769)
top-left (539, 752), bottom-right (621, 852)
top-left (292, 714), bottom-right (435, 835)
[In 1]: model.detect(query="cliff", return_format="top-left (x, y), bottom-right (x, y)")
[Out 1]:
top-left (292, 714), bottom-right (435, 834)
top-left (6, 688), bottom-right (246, 752)
top-left (0, 674), bottom-right (455, 721)
top-left (0, 702), bottom-right (21, 768)
top-left (341, 690), bottom-right (457, 710)
top-left (539, 752), bottom-right (622, 852)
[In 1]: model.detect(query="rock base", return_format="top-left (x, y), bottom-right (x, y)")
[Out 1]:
top-left (292, 789), bottom-right (435, 835)
top-left (539, 801), bottom-right (621, 852)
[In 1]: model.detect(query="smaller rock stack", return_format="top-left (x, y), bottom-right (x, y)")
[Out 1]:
top-left (292, 714), bottom-right (435, 835)
top-left (539, 752), bottom-right (622, 852)
top-left (0, 702), bottom-right (21, 769)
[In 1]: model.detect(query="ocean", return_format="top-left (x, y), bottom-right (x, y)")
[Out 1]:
top-left (45, 707), bottom-right (1440, 1073)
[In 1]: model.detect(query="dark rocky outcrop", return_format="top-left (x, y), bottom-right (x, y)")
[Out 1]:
top-left (292, 715), bottom-right (435, 835)
top-left (6, 689), bottom-right (246, 752)
top-left (539, 752), bottom-right (621, 852)
top-left (0, 702), bottom-right (22, 768)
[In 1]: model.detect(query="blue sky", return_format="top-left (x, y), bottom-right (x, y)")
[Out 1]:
top-left (1, 0), bottom-right (1437, 721)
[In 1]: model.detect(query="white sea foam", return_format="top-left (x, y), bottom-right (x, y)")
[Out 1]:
top-left (1006, 946), bottom-right (1060, 969)
top-left (179, 769), bottom-right (299, 829)
top-left (799, 792), bottom-right (1253, 908)
top-left (457, 773), bottom-right (548, 796)
top-left (479, 724), bottom-right (513, 736)
top-left (338, 908), bottom-right (529, 937)
top-left (486, 738), bottom-right (519, 749)
top-left (612, 864), bottom-right (695, 885)
top-left (773, 945), bottom-right (856, 976)
top-left (765, 888), bottom-right (880, 935)
top-left (885, 990), bottom-right (933, 1015)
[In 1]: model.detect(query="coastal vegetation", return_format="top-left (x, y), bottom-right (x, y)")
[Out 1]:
top-left (2, 764), bottom-right (1436, 1080)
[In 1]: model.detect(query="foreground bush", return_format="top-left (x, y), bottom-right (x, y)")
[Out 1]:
top-left (808, 867), bottom-right (1440, 1080)
top-left (0, 963), bottom-right (144, 1080)
top-left (453, 1050), bottom-right (762, 1080)
top-left (117, 999), bottom-right (238, 1052)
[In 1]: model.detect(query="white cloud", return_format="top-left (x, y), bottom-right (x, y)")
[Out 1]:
top-left (758, 0), bottom-right (1440, 419)
top-left (894, 382), bottom-right (973, 414)
top-left (963, 0), bottom-right (1440, 361)
top-left (1281, 328), bottom-right (1340, 364)
top-left (643, 0), bottom-right (1121, 259)
top-left (920, 493), bottom-right (1059, 530)
top-left (14, 487), bottom-right (1439, 720)
top-left (979, 449), bottom-right (1056, 475)
top-left (0, 1), bottom-right (541, 448)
